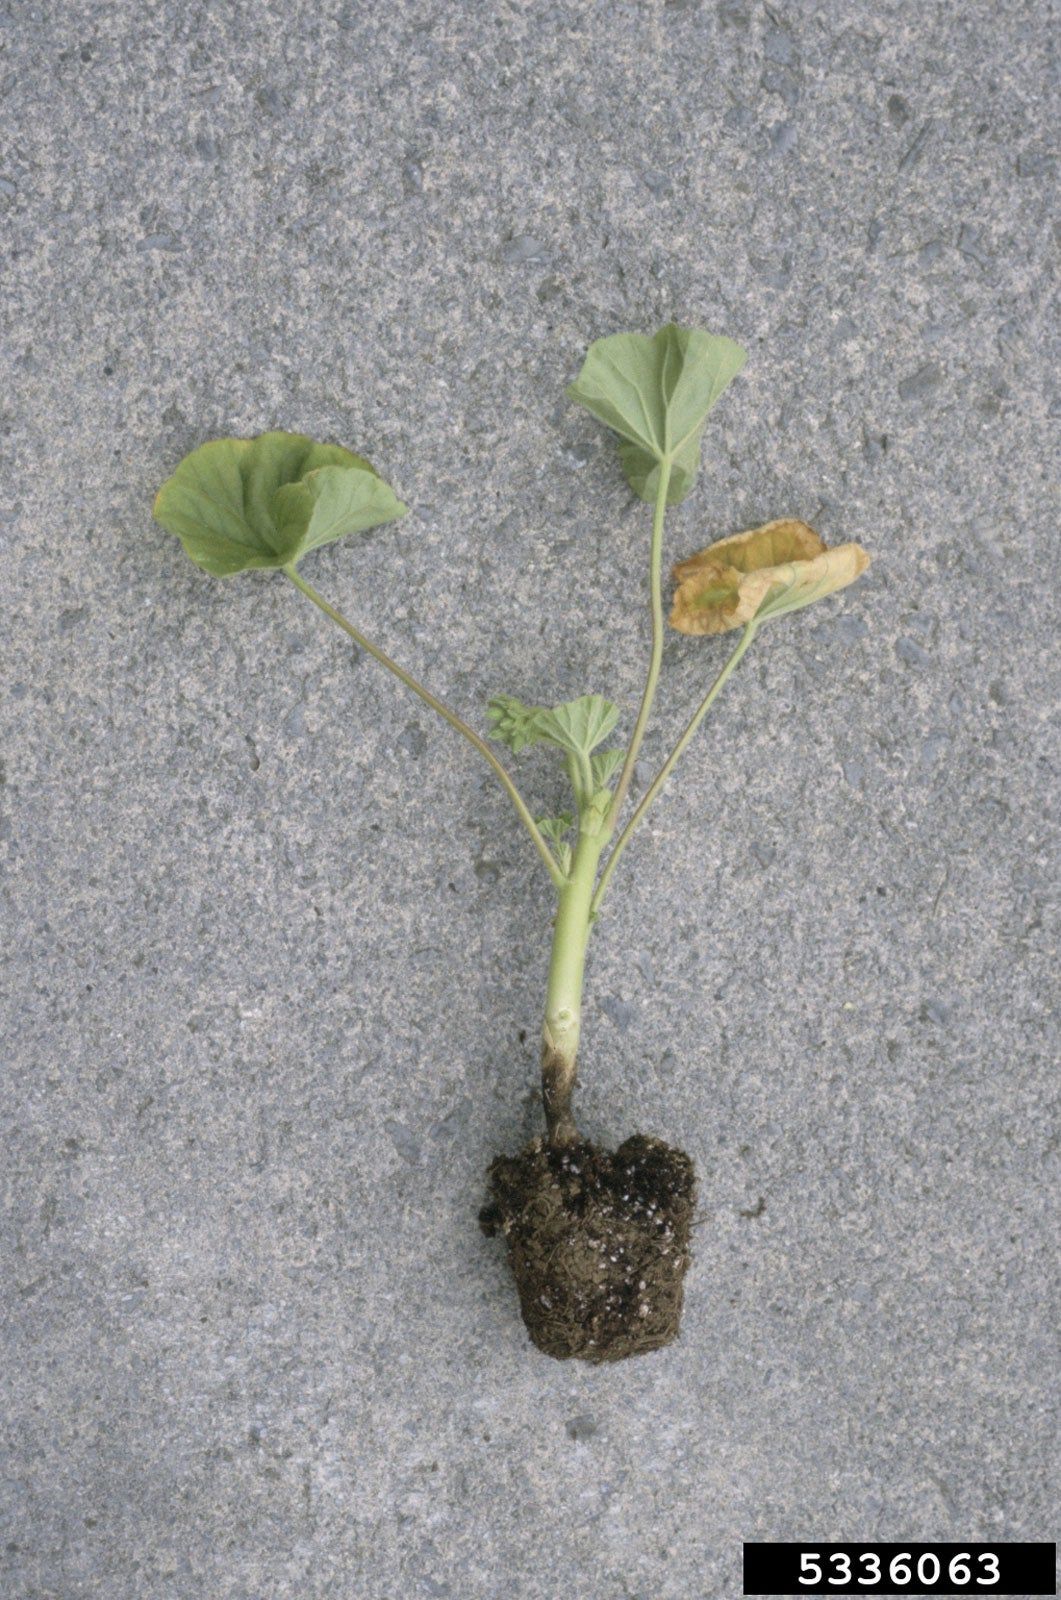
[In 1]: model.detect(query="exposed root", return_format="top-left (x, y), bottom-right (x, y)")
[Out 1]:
top-left (481, 1133), bottom-right (696, 1363)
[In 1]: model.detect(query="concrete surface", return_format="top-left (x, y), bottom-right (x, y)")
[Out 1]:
top-left (1, 2), bottom-right (1057, 1596)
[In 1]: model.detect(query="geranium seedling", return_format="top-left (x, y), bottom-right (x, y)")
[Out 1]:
top-left (154, 324), bottom-right (871, 1363)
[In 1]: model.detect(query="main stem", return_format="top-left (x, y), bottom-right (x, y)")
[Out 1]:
top-left (284, 568), bottom-right (564, 890)
top-left (287, 522), bottom-right (754, 1148)
top-left (607, 458), bottom-right (671, 830)
top-left (541, 825), bottom-right (608, 1146)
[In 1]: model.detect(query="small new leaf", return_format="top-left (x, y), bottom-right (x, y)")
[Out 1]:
top-left (580, 788), bottom-right (615, 838)
top-left (590, 748), bottom-right (625, 789)
top-left (486, 694), bottom-right (548, 754)
top-left (153, 431), bottom-right (407, 576)
top-left (568, 323), bottom-right (747, 504)
top-left (536, 814), bottom-right (574, 847)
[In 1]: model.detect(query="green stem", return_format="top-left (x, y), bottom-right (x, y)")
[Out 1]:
top-left (565, 751), bottom-right (583, 808)
top-left (607, 456), bottom-right (672, 830)
top-left (540, 825), bottom-right (608, 1145)
top-left (577, 748), bottom-right (594, 805)
top-left (285, 567), bottom-right (565, 890)
top-left (590, 621), bottom-right (758, 917)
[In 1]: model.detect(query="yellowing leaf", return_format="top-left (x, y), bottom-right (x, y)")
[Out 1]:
top-left (673, 518), bottom-right (825, 583)
top-left (669, 560), bottom-right (751, 635)
top-left (670, 519), bottom-right (871, 635)
top-left (748, 543), bottom-right (872, 622)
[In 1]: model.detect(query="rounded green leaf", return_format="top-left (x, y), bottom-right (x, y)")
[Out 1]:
top-left (153, 431), bottom-right (407, 576)
top-left (568, 323), bottom-right (747, 504)
top-left (535, 695), bottom-right (620, 759)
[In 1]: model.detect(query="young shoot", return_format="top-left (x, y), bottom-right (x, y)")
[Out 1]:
top-left (153, 325), bottom-right (872, 1362)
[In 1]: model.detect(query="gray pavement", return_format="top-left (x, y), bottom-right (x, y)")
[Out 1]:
top-left (1, 2), bottom-right (1057, 1596)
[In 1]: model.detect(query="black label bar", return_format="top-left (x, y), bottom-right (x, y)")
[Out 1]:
top-left (742, 1542), bottom-right (1056, 1595)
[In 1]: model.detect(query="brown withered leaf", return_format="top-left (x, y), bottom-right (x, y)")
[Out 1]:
top-left (670, 519), bottom-right (871, 635)
top-left (670, 560), bottom-right (756, 635)
top-left (672, 518), bottom-right (825, 583)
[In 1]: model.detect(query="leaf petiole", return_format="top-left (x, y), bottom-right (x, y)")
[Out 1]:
top-left (591, 619), bottom-right (758, 916)
top-left (607, 454), bottom-right (672, 830)
top-left (284, 567), bottom-right (566, 890)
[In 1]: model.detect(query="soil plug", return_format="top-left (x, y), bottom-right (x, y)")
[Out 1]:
top-left (153, 325), bottom-right (871, 1362)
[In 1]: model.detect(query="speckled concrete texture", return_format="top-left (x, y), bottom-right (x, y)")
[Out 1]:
top-left (1, 2), bottom-right (1057, 1596)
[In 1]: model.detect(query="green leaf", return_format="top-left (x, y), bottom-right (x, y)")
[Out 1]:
top-left (488, 693), bottom-right (620, 763)
top-left (618, 431), bottom-right (704, 506)
top-left (487, 694), bottom-right (549, 754)
top-left (567, 323), bottom-right (746, 504)
top-left (535, 695), bottom-right (620, 760)
top-left (536, 813), bottom-right (574, 847)
top-left (590, 748), bottom-right (625, 788)
top-left (153, 431), bottom-right (407, 576)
